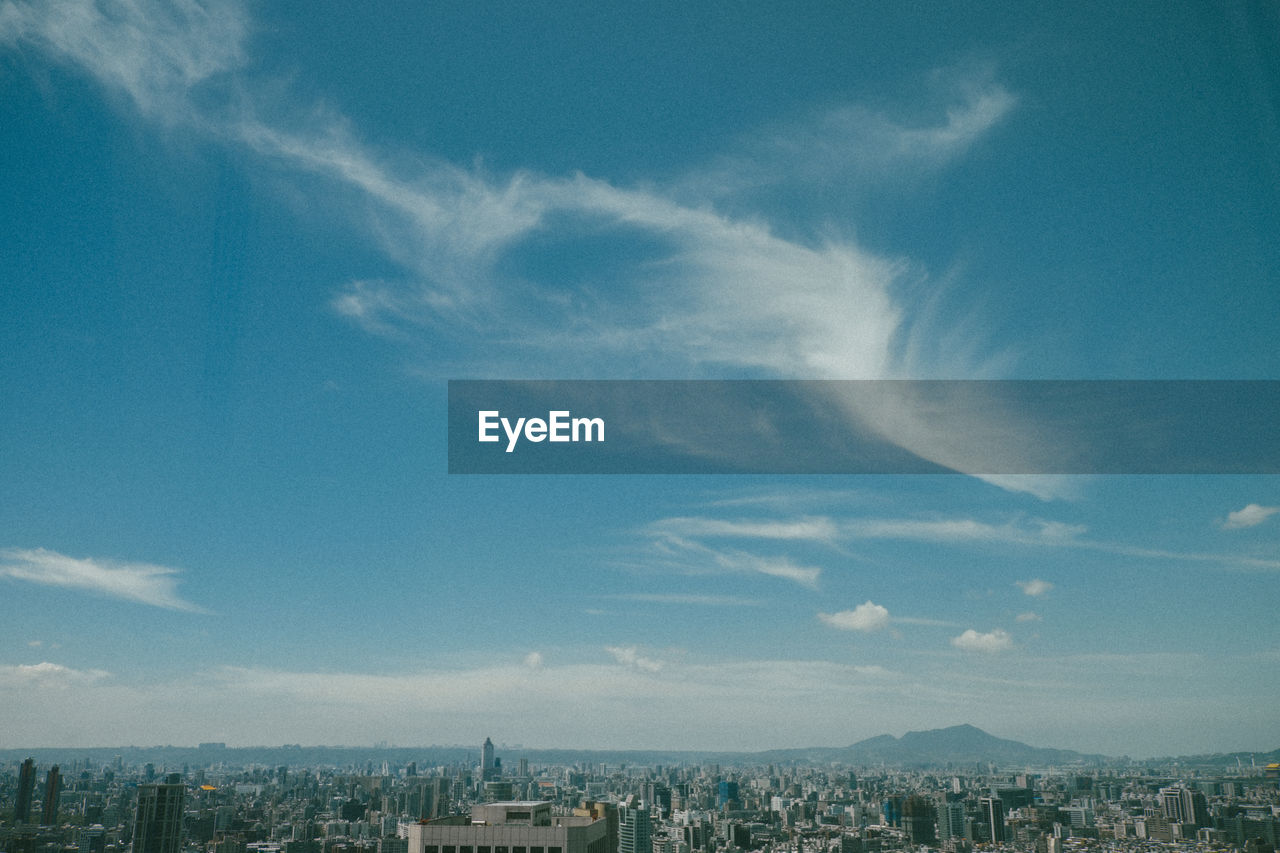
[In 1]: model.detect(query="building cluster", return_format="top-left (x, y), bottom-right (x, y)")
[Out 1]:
top-left (3, 742), bottom-right (1278, 853)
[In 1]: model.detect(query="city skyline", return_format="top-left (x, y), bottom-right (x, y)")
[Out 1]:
top-left (7, 740), bottom-right (1277, 853)
top-left (2, 2), bottom-right (1279, 757)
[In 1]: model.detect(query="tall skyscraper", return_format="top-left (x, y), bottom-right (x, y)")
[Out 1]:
top-left (1160, 786), bottom-right (1209, 828)
top-left (481, 737), bottom-right (497, 781)
top-left (979, 797), bottom-right (1004, 843)
top-left (716, 781), bottom-right (739, 810)
top-left (41, 765), bottom-right (61, 825)
top-left (938, 801), bottom-right (966, 841)
top-left (15, 758), bottom-right (36, 823)
top-left (133, 781), bottom-right (185, 853)
top-left (618, 801), bottom-right (651, 853)
top-left (902, 796), bottom-right (937, 845)
top-left (1161, 787), bottom-right (1188, 823)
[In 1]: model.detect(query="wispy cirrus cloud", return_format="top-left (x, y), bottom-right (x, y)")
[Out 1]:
top-left (642, 507), bottom-right (1280, 593)
top-left (0, 0), bottom-right (246, 119)
top-left (652, 514), bottom-right (1087, 547)
top-left (3, 0), bottom-right (1102, 498)
top-left (638, 513), bottom-right (831, 591)
top-left (643, 530), bottom-right (823, 589)
top-left (712, 550), bottom-right (821, 588)
top-left (649, 516), bottom-right (840, 544)
top-left (849, 516), bottom-right (1086, 544)
top-left (0, 0), bottom-right (1016, 384)
top-left (682, 65), bottom-right (1017, 200)
top-left (0, 547), bottom-right (205, 612)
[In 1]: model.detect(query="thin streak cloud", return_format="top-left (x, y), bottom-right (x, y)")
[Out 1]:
top-left (0, 547), bottom-right (206, 612)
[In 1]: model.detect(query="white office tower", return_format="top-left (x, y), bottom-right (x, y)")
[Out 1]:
top-left (619, 802), bottom-right (652, 853)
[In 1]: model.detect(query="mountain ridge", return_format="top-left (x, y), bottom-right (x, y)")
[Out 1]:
top-left (7, 724), bottom-right (1267, 768)
top-left (746, 723), bottom-right (1106, 766)
top-left (5, 722), bottom-right (1274, 768)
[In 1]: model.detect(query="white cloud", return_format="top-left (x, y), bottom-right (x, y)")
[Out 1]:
top-left (644, 534), bottom-right (823, 589)
top-left (650, 516), bottom-right (840, 544)
top-left (604, 646), bottom-right (664, 673)
top-left (1016, 579), bottom-right (1054, 598)
top-left (1223, 504), bottom-right (1280, 530)
top-left (849, 517), bottom-right (1085, 544)
top-left (951, 628), bottom-right (1014, 653)
top-left (0, 0), bottom-right (246, 119)
top-left (848, 515), bottom-right (1280, 572)
top-left (0, 0), bottom-right (1014, 387)
top-left (1016, 611), bottom-right (1041, 622)
top-left (685, 66), bottom-right (1017, 198)
top-left (0, 662), bottom-right (110, 688)
top-left (819, 601), bottom-right (891, 633)
top-left (523, 652), bottom-right (544, 669)
top-left (713, 551), bottom-right (821, 588)
top-left (0, 547), bottom-right (205, 612)
top-left (1, 1), bottom-right (1110, 499)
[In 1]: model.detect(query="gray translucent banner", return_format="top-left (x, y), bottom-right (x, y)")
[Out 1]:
top-left (447, 380), bottom-right (1279, 474)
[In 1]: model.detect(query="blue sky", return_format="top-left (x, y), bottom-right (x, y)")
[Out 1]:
top-left (1, 0), bottom-right (1279, 757)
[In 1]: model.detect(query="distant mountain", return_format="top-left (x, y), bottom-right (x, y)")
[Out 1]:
top-left (755, 724), bottom-right (1106, 767)
top-left (0, 725), bottom-right (1199, 769)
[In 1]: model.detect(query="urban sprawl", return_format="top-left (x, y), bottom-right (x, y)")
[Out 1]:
top-left (3, 738), bottom-right (1279, 853)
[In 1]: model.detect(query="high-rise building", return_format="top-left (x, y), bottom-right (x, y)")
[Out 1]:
top-left (481, 738), bottom-right (497, 781)
top-left (902, 796), bottom-right (937, 845)
top-left (430, 777), bottom-right (449, 819)
top-left (41, 765), bottom-right (61, 825)
top-left (133, 781), bottom-right (185, 853)
top-left (15, 758), bottom-right (36, 823)
top-left (938, 801), bottom-right (966, 841)
top-left (1161, 787), bottom-right (1188, 824)
top-left (979, 797), bottom-right (1004, 843)
top-left (716, 781), bottom-right (739, 810)
top-left (618, 801), bottom-right (651, 853)
top-left (1160, 786), bottom-right (1209, 828)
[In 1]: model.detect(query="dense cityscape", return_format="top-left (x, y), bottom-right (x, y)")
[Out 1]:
top-left (3, 735), bottom-right (1278, 853)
